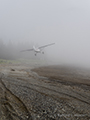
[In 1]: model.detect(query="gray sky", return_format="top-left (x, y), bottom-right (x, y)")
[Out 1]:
top-left (0, 0), bottom-right (90, 67)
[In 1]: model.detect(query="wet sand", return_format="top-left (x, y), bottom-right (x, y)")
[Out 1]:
top-left (33, 65), bottom-right (90, 87)
top-left (0, 64), bottom-right (90, 120)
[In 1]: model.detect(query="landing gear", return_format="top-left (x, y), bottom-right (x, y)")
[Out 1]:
top-left (35, 54), bottom-right (37, 56)
top-left (42, 52), bottom-right (44, 54)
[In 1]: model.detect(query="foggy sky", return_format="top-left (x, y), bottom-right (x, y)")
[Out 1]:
top-left (0, 0), bottom-right (90, 67)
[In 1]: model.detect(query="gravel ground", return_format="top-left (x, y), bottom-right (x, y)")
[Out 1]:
top-left (0, 64), bottom-right (90, 120)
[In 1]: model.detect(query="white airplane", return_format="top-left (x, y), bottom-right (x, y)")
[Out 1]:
top-left (21, 43), bottom-right (55, 56)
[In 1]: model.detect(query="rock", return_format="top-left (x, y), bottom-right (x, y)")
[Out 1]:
top-left (11, 68), bottom-right (15, 71)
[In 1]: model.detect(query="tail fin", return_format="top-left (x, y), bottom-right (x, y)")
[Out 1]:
top-left (33, 46), bottom-right (36, 50)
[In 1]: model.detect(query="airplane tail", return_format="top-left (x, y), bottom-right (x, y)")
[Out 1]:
top-left (33, 46), bottom-right (36, 51)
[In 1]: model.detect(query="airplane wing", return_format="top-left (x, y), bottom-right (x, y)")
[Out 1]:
top-left (20, 48), bottom-right (33, 52)
top-left (39, 43), bottom-right (55, 49)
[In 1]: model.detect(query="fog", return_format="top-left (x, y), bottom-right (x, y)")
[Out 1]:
top-left (0, 0), bottom-right (90, 68)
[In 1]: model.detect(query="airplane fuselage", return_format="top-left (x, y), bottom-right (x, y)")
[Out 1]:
top-left (34, 49), bottom-right (41, 53)
top-left (33, 46), bottom-right (41, 53)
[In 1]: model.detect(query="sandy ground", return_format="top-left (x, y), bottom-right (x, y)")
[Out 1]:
top-left (0, 63), bottom-right (90, 120)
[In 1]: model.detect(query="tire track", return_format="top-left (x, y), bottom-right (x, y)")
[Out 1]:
top-left (0, 75), bottom-right (32, 120)
top-left (5, 77), bottom-right (90, 106)
top-left (28, 70), bottom-right (90, 105)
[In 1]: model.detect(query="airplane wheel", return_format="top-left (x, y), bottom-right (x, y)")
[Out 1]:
top-left (35, 54), bottom-right (36, 56)
top-left (42, 52), bottom-right (44, 54)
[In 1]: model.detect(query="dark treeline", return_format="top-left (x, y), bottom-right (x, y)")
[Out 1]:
top-left (0, 39), bottom-right (34, 60)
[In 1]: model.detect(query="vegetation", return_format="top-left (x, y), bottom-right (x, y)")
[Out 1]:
top-left (0, 39), bottom-right (34, 60)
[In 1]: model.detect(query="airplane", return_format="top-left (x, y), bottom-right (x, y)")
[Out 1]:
top-left (21, 43), bottom-right (55, 56)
